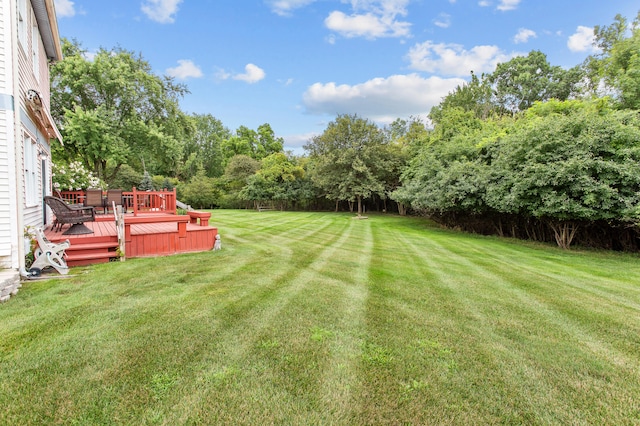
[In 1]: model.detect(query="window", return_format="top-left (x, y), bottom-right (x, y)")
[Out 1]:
top-left (24, 134), bottom-right (39, 207)
top-left (32, 16), bottom-right (40, 81)
top-left (17, 0), bottom-right (27, 49)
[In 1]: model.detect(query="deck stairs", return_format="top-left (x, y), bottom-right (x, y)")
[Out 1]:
top-left (62, 234), bottom-right (120, 266)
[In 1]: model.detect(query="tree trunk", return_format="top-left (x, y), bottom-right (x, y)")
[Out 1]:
top-left (357, 195), bottom-right (362, 216)
top-left (397, 202), bottom-right (406, 216)
top-left (495, 218), bottom-right (504, 237)
top-left (549, 221), bottom-right (579, 249)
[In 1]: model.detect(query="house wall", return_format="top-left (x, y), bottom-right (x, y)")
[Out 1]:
top-left (0, 0), bottom-right (18, 268)
top-left (18, 0), bottom-right (51, 232)
top-left (0, 0), bottom-right (56, 271)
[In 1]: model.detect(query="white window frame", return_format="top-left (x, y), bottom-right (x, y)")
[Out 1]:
top-left (17, 0), bottom-right (27, 50)
top-left (24, 133), bottom-right (39, 207)
top-left (31, 12), bottom-right (40, 82)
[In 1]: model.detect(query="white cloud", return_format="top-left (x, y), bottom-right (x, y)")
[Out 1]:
top-left (497, 0), bottom-right (520, 11)
top-left (283, 132), bottom-right (318, 150)
top-left (54, 0), bottom-right (76, 18)
top-left (302, 74), bottom-right (466, 124)
top-left (267, 0), bottom-right (317, 16)
top-left (406, 41), bottom-right (516, 77)
top-left (141, 0), bottom-right (183, 24)
top-left (83, 50), bottom-right (98, 61)
top-left (325, 10), bottom-right (410, 39)
top-left (325, 0), bottom-right (412, 39)
top-left (434, 13), bottom-right (451, 29)
top-left (478, 1), bottom-right (491, 7)
top-left (233, 64), bottom-right (266, 84)
top-left (165, 60), bottom-right (203, 80)
top-left (514, 28), bottom-right (536, 44)
top-left (567, 26), bottom-right (598, 53)
top-left (215, 68), bottom-right (231, 81)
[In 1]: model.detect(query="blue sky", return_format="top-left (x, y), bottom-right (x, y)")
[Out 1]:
top-left (53, 0), bottom-right (638, 153)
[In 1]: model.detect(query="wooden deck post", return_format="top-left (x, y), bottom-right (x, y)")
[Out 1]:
top-left (114, 204), bottom-right (125, 261)
top-left (132, 187), bottom-right (138, 216)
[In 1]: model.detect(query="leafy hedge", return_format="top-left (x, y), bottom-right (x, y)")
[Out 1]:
top-left (393, 100), bottom-right (640, 249)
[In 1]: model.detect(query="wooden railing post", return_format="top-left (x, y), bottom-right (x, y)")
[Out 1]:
top-left (124, 221), bottom-right (132, 242)
top-left (114, 204), bottom-right (126, 261)
top-left (132, 187), bottom-right (138, 216)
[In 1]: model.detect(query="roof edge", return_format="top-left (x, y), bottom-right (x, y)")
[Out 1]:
top-left (31, 0), bottom-right (63, 61)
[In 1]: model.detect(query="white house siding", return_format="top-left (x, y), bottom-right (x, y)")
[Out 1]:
top-left (18, 1), bottom-right (52, 232)
top-left (0, 114), bottom-right (12, 267)
top-left (0, 0), bottom-right (60, 303)
top-left (0, 0), bottom-right (16, 268)
top-left (0, 0), bottom-right (58, 271)
top-left (0, 110), bottom-right (12, 265)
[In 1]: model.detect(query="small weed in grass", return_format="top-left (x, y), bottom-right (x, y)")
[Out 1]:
top-left (361, 342), bottom-right (394, 366)
top-left (309, 326), bottom-right (334, 342)
top-left (149, 372), bottom-right (177, 401)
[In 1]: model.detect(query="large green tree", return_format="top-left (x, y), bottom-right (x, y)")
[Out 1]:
top-left (587, 12), bottom-right (640, 109)
top-left (239, 153), bottom-right (306, 210)
top-left (181, 114), bottom-right (230, 180)
top-left (305, 114), bottom-right (389, 215)
top-left (50, 39), bottom-right (191, 182)
top-left (488, 50), bottom-right (584, 114)
top-left (221, 123), bottom-right (284, 163)
top-left (381, 118), bottom-right (428, 214)
top-left (429, 71), bottom-right (496, 123)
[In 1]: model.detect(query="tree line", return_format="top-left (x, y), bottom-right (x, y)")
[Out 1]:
top-left (51, 12), bottom-right (640, 250)
top-left (392, 13), bottom-right (640, 249)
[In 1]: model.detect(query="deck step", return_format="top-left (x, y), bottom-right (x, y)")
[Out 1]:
top-left (64, 240), bottom-right (120, 267)
top-left (66, 251), bottom-right (120, 261)
top-left (65, 253), bottom-right (119, 267)
top-left (65, 257), bottom-right (115, 267)
top-left (48, 234), bottom-right (116, 245)
top-left (67, 241), bottom-right (119, 251)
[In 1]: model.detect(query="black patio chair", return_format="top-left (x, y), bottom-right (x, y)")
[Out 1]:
top-left (44, 196), bottom-right (95, 235)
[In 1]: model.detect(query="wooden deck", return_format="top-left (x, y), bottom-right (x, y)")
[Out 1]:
top-left (44, 213), bottom-right (217, 266)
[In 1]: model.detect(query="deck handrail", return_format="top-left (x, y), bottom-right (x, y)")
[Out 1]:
top-left (124, 187), bottom-right (177, 216)
top-left (56, 190), bottom-right (85, 205)
top-left (59, 188), bottom-right (177, 216)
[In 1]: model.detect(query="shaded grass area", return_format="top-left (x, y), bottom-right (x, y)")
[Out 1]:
top-left (1, 210), bottom-right (639, 424)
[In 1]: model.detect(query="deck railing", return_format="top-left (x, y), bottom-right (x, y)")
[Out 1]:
top-left (56, 190), bottom-right (85, 205)
top-left (58, 188), bottom-right (177, 216)
top-left (125, 187), bottom-right (177, 216)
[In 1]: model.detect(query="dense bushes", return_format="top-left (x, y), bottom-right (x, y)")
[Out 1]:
top-left (393, 100), bottom-right (640, 249)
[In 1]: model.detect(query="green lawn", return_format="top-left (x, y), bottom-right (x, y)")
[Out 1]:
top-left (1, 210), bottom-right (639, 424)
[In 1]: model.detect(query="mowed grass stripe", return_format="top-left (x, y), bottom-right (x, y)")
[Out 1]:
top-left (114, 215), bottom-right (357, 422)
top-left (356, 215), bottom-right (640, 424)
top-left (161, 215), bottom-right (371, 423)
top-left (1, 211), bottom-right (639, 424)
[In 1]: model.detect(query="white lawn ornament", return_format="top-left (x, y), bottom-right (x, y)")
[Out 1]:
top-left (30, 228), bottom-right (70, 275)
top-left (213, 234), bottom-right (221, 250)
